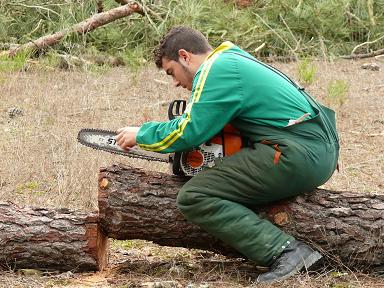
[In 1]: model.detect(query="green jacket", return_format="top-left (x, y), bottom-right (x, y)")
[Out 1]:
top-left (136, 42), bottom-right (327, 153)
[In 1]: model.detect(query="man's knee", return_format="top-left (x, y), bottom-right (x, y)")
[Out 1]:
top-left (176, 183), bottom-right (202, 219)
top-left (176, 184), bottom-right (192, 210)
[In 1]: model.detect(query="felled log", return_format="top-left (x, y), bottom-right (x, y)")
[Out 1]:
top-left (1, 3), bottom-right (143, 57)
top-left (99, 164), bottom-right (384, 270)
top-left (0, 202), bottom-right (108, 272)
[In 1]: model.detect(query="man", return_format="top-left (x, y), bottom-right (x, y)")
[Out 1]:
top-left (116, 26), bottom-right (339, 283)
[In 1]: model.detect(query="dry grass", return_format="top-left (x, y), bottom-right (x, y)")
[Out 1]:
top-left (273, 59), bottom-right (384, 194)
top-left (0, 58), bottom-right (383, 287)
top-left (0, 65), bottom-right (178, 210)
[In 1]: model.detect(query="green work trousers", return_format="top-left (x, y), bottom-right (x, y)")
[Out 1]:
top-left (176, 107), bottom-right (339, 266)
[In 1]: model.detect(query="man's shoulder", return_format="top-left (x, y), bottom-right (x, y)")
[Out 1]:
top-left (192, 48), bottom-right (241, 89)
top-left (215, 45), bottom-right (255, 65)
top-left (193, 45), bottom-right (250, 82)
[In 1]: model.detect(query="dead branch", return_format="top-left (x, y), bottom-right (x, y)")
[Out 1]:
top-left (114, 0), bottom-right (145, 15)
top-left (351, 35), bottom-right (384, 55)
top-left (1, 3), bottom-right (143, 57)
top-left (341, 48), bottom-right (384, 59)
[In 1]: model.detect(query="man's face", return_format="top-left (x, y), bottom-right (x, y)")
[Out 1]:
top-left (162, 57), bottom-right (195, 91)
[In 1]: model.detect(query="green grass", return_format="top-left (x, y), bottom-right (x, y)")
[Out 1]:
top-left (16, 181), bottom-right (39, 194)
top-left (297, 58), bottom-right (317, 85)
top-left (326, 79), bottom-right (349, 107)
top-left (0, 51), bottom-right (29, 72)
top-left (111, 239), bottom-right (148, 250)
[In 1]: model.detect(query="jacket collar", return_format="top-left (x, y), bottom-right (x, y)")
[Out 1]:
top-left (206, 41), bottom-right (235, 60)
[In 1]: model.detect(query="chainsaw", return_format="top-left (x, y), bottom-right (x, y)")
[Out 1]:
top-left (77, 100), bottom-right (243, 176)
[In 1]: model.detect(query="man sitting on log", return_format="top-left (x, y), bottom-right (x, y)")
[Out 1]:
top-left (115, 26), bottom-right (339, 283)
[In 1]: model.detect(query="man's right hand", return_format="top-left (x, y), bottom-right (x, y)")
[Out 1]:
top-left (116, 126), bottom-right (140, 150)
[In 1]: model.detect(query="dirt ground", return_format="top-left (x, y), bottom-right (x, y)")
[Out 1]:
top-left (0, 57), bottom-right (383, 287)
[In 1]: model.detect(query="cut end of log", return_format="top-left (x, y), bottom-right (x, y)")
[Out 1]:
top-left (130, 3), bottom-right (140, 10)
top-left (85, 217), bottom-right (108, 271)
top-left (273, 212), bottom-right (290, 226)
top-left (267, 202), bottom-right (292, 226)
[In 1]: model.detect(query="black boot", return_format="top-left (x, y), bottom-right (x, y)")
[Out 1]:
top-left (256, 240), bottom-right (322, 283)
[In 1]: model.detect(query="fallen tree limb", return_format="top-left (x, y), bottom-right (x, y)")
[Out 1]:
top-left (350, 35), bottom-right (384, 55)
top-left (98, 164), bottom-right (384, 270)
top-left (1, 2), bottom-right (143, 57)
top-left (0, 202), bottom-right (108, 272)
top-left (341, 48), bottom-right (384, 59)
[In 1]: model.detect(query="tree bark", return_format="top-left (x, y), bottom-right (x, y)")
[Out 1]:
top-left (1, 3), bottom-right (143, 57)
top-left (0, 202), bottom-right (108, 272)
top-left (98, 164), bottom-right (384, 270)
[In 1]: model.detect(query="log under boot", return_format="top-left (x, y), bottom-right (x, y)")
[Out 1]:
top-left (256, 240), bottom-right (322, 283)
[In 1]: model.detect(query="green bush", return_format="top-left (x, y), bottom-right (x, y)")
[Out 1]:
top-left (0, 0), bottom-right (383, 61)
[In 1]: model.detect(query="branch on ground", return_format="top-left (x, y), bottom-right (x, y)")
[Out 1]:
top-left (0, 2), bottom-right (143, 58)
top-left (341, 48), bottom-right (384, 59)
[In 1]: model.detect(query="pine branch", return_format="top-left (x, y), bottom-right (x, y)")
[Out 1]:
top-left (1, 2), bottom-right (143, 57)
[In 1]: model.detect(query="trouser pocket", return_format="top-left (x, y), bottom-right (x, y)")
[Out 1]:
top-left (259, 139), bottom-right (282, 165)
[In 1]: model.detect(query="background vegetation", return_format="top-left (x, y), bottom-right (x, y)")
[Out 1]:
top-left (1, 0), bottom-right (384, 64)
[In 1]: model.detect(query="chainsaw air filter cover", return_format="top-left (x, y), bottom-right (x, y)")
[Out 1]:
top-left (180, 143), bottom-right (223, 176)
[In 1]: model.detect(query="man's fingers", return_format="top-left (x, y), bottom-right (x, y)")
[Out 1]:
top-left (115, 126), bottom-right (138, 149)
top-left (117, 135), bottom-right (125, 146)
top-left (116, 132), bottom-right (123, 142)
top-left (119, 138), bottom-right (133, 150)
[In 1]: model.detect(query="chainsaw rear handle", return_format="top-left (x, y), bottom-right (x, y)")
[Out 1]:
top-left (168, 100), bottom-right (187, 176)
top-left (168, 100), bottom-right (186, 120)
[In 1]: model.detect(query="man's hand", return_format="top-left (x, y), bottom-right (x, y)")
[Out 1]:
top-left (116, 126), bottom-right (140, 150)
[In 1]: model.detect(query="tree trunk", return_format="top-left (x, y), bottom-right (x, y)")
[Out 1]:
top-left (1, 3), bottom-right (143, 57)
top-left (98, 164), bottom-right (384, 270)
top-left (0, 202), bottom-right (108, 272)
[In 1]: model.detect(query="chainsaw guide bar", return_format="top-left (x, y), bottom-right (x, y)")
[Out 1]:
top-left (77, 128), bottom-right (170, 163)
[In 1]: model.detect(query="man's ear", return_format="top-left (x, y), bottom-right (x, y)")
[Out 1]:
top-left (178, 49), bottom-right (190, 64)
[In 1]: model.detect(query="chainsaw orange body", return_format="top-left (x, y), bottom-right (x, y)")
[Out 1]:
top-left (168, 100), bottom-right (243, 176)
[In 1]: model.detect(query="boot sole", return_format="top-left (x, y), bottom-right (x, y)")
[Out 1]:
top-left (257, 251), bottom-right (323, 283)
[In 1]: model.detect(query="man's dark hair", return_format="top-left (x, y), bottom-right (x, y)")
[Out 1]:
top-left (154, 26), bottom-right (212, 68)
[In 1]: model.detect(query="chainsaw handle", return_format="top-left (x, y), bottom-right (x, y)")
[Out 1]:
top-left (168, 100), bottom-right (187, 120)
